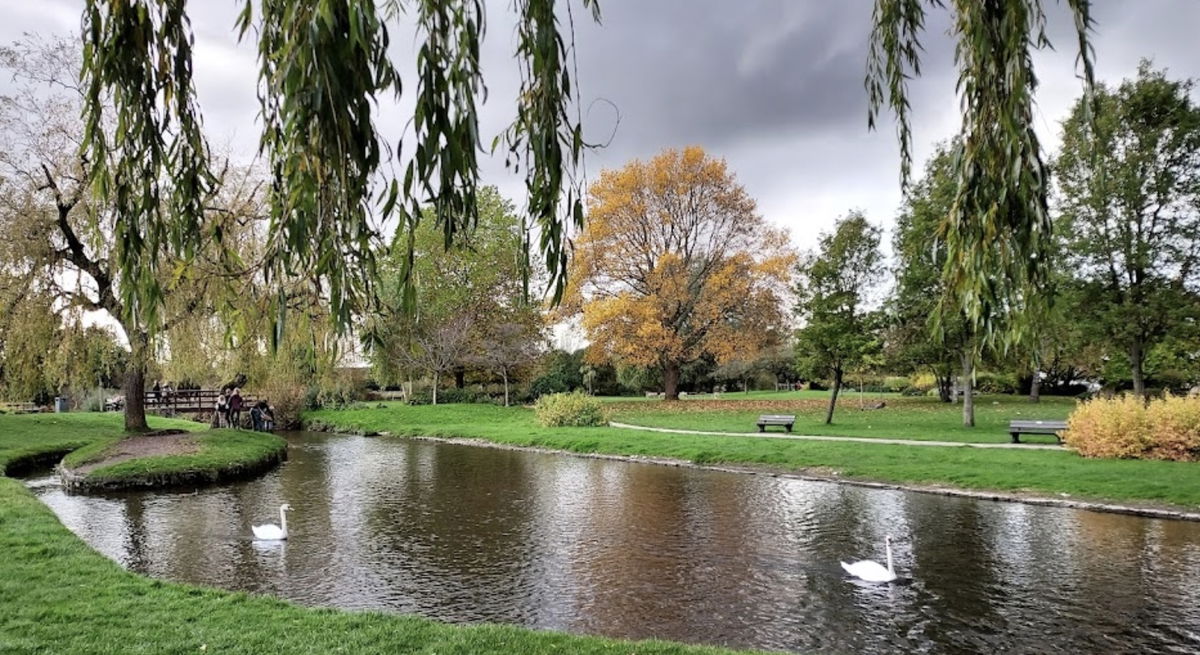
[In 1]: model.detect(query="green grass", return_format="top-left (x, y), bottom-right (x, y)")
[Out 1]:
top-left (0, 412), bottom-right (752, 654)
top-left (305, 402), bottom-right (1200, 509)
top-left (0, 413), bottom-right (198, 474)
top-left (614, 394), bottom-right (1075, 444)
top-left (62, 429), bottom-right (288, 489)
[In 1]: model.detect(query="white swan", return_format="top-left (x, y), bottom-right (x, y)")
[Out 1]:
top-left (252, 504), bottom-right (291, 541)
top-left (840, 535), bottom-right (898, 583)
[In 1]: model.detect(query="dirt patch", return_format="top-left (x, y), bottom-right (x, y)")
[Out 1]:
top-left (73, 430), bottom-right (199, 475)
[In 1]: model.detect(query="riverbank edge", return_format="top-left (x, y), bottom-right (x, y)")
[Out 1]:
top-left (0, 437), bottom-right (751, 654)
top-left (55, 431), bottom-right (289, 493)
top-left (306, 424), bottom-right (1200, 523)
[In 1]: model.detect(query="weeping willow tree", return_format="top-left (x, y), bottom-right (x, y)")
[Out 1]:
top-left (867, 0), bottom-right (1095, 425)
top-left (868, 0), bottom-right (1095, 342)
top-left (79, 0), bottom-right (598, 337)
top-left (77, 0), bottom-right (1100, 430)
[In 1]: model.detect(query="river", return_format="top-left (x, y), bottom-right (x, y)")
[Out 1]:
top-left (25, 431), bottom-right (1200, 654)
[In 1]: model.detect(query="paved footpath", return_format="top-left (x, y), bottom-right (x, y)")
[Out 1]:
top-left (607, 422), bottom-right (1066, 451)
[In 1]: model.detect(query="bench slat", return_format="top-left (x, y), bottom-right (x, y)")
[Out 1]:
top-left (1008, 419), bottom-right (1067, 444)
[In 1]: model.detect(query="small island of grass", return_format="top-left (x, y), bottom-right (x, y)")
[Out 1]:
top-left (58, 427), bottom-right (288, 492)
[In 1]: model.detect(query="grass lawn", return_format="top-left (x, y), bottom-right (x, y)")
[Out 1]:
top-left (61, 429), bottom-right (287, 489)
top-left (0, 412), bottom-right (198, 474)
top-left (611, 394), bottom-right (1075, 444)
top-left (305, 401), bottom-right (1200, 509)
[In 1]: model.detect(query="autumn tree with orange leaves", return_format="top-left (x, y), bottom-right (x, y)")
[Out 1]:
top-left (566, 147), bottom-right (794, 400)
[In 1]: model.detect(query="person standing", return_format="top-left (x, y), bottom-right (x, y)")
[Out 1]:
top-left (214, 391), bottom-right (228, 428)
top-left (229, 388), bottom-right (244, 429)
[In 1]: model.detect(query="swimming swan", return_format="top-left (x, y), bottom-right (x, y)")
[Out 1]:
top-left (252, 504), bottom-right (291, 541)
top-left (840, 535), bottom-right (897, 583)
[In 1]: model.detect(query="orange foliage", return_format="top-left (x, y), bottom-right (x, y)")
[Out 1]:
top-left (1064, 394), bottom-right (1200, 461)
top-left (567, 147), bottom-right (794, 373)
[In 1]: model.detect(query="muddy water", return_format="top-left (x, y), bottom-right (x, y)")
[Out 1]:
top-left (26, 432), bottom-right (1200, 654)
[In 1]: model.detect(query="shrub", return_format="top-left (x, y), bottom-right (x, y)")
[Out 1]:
top-left (882, 376), bottom-right (910, 393)
top-left (1146, 395), bottom-right (1200, 461)
top-left (406, 388), bottom-right (495, 405)
top-left (910, 373), bottom-right (936, 392)
top-left (437, 388), bottom-right (494, 404)
top-left (533, 391), bottom-right (609, 427)
top-left (1064, 395), bottom-right (1200, 462)
top-left (259, 381), bottom-right (307, 430)
top-left (974, 371), bottom-right (1019, 394)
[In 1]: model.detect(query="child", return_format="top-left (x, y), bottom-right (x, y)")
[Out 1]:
top-left (214, 391), bottom-right (228, 428)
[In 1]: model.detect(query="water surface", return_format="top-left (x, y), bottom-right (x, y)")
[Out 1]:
top-left (26, 432), bottom-right (1200, 654)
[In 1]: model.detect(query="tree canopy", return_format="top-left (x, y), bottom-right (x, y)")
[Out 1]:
top-left (1054, 61), bottom-right (1200, 398)
top-left (794, 211), bottom-right (884, 424)
top-left (567, 147), bottom-right (794, 400)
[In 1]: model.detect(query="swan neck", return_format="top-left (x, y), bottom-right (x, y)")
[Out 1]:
top-left (886, 541), bottom-right (894, 575)
top-left (280, 507), bottom-right (288, 534)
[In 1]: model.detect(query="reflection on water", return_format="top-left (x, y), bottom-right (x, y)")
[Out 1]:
top-left (26, 432), bottom-right (1200, 654)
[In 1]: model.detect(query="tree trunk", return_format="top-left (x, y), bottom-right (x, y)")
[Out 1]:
top-left (960, 351), bottom-right (975, 427)
top-left (1028, 370), bottom-right (1041, 403)
top-left (824, 368), bottom-right (843, 425)
top-left (1130, 340), bottom-right (1147, 399)
top-left (502, 371), bottom-right (510, 407)
top-left (663, 362), bottom-right (681, 401)
top-left (432, 372), bottom-right (439, 405)
top-left (454, 367), bottom-right (465, 389)
top-left (936, 373), bottom-right (952, 403)
top-left (123, 330), bottom-right (150, 433)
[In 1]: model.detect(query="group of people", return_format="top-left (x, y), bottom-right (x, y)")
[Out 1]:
top-left (150, 380), bottom-right (177, 403)
top-left (213, 388), bottom-right (275, 431)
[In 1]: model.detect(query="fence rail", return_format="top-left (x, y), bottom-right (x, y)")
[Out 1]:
top-left (143, 389), bottom-right (257, 414)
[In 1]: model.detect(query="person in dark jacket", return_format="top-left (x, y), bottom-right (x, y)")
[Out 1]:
top-left (228, 388), bottom-right (244, 429)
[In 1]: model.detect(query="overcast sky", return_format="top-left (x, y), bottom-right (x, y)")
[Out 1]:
top-left (4, 0), bottom-right (1199, 259)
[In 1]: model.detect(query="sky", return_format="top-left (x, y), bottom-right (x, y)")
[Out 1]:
top-left (2, 0), bottom-right (1199, 259)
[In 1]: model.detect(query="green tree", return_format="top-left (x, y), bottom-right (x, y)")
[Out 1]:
top-left (794, 212), bottom-right (884, 424)
top-left (371, 187), bottom-right (544, 402)
top-left (1055, 62), bottom-right (1200, 398)
top-left (0, 37), bottom-right (252, 430)
top-left (889, 144), bottom-right (967, 404)
top-left (868, 0), bottom-right (1096, 349)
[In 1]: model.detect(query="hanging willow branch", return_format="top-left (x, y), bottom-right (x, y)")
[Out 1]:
top-left (866, 0), bottom-right (1095, 349)
top-left (502, 0), bottom-right (601, 305)
top-left (236, 0), bottom-right (398, 331)
top-left (80, 0), bottom-right (214, 332)
top-left (82, 0), bottom-right (600, 336)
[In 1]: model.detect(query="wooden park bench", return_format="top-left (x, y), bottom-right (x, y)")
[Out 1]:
top-left (0, 402), bottom-right (41, 414)
top-left (1008, 419), bottom-right (1067, 444)
top-left (757, 414), bottom-right (796, 433)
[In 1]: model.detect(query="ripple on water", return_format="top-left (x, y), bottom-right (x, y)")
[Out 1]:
top-left (24, 432), bottom-right (1200, 655)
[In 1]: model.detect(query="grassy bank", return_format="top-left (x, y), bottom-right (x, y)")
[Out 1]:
top-left (612, 394), bottom-right (1074, 444)
top-left (305, 402), bottom-right (1200, 509)
top-left (0, 413), bottom-right (198, 475)
top-left (60, 429), bottom-right (288, 491)
top-left (0, 413), bottom-right (748, 654)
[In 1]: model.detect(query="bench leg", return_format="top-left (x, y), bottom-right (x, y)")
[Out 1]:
top-left (758, 425), bottom-right (764, 433)
top-left (786, 424), bottom-right (793, 433)
top-left (1010, 432), bottom-right (1020, 444)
